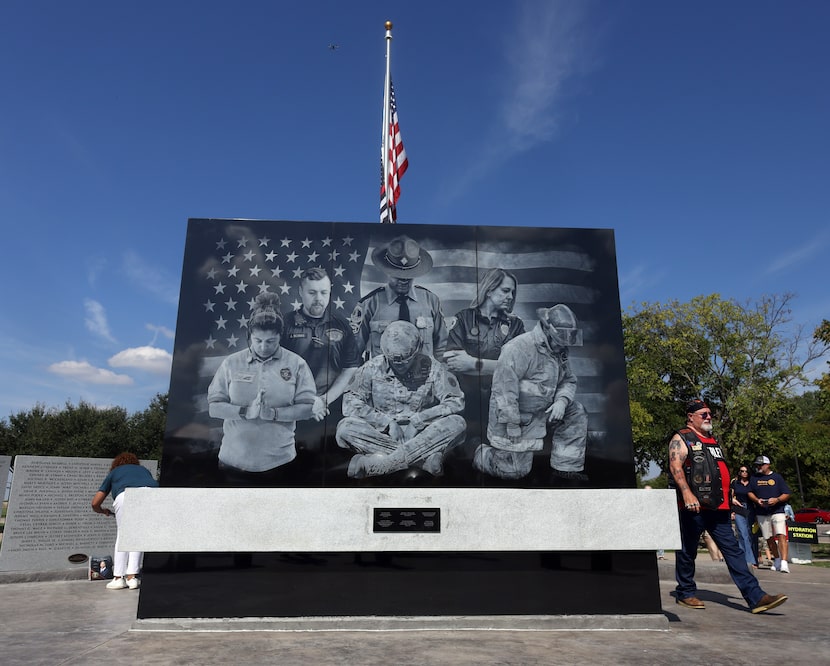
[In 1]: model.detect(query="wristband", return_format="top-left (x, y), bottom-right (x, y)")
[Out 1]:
top-left (238, 406), bottom-right (247, 418)
top-left (272, 408), bottom-right (279, 422)
top-left (475, 358), bottom-right (483, 371)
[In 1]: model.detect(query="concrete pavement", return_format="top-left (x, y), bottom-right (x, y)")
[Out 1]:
top-left (1, 558), bottom-right (827, 665)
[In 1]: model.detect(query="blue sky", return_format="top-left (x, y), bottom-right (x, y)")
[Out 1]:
top-left (1, 0), bottom-right (828, 417)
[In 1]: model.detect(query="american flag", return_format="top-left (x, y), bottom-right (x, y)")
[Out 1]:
top-left (379, 80), bottom-right (408, 224)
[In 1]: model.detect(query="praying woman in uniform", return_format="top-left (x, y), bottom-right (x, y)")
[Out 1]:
top-left (207, 292), bottom-right (317, 485)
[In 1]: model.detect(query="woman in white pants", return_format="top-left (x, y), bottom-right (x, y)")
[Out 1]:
top-left (91, 453), bottom-right (158, 590)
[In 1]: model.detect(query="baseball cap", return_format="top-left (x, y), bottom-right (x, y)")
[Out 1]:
top-left (754, 455), bottom-right (771, 466)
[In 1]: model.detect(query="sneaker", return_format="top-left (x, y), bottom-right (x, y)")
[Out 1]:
top-left (676, 596), bottom-right (705, 609)
top-left (779, 560), bottom-right (790, 574)
top-left (126, 577), bottom-right (140, 589)
top-left (773, 557), bottom-right (782, 571)
top-left (106, 578), bottom-right (127, 590)
top-left (751, 594), bottom-right (788, 614)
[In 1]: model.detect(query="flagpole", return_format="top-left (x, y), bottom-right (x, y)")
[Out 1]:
top-left (382, 21), bottom-right (393, 224)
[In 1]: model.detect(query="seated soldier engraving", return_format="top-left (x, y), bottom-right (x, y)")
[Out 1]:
top-left (335, 320), bottom-right (466, 478)
top-left (478, 304), bottom-right (589, 482)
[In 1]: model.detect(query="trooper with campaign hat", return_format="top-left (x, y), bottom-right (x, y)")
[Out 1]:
top-left (478, 303), bottom-right (589, 482)
top-left (748, 454), bottom-right (793, 573)
top-left (349, 235), bottom-right (448, 359)
top-left (668, 399), bottom-right (788, 614)
top-left (335, 320), bottom-right (465, 479)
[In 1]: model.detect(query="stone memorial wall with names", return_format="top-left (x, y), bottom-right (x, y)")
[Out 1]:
top-left (0, 455), bottom-right (158, 572)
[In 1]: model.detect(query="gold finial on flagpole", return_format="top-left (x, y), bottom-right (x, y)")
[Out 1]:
top-left (385, 21), bottom-right (393, 30)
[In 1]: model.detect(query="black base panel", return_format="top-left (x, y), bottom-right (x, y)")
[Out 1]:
top-left (137, 550), bottom-right (661, 619)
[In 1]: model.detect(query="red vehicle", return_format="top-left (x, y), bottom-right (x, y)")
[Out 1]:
top-left (794, 507), bottom-right (830, 524)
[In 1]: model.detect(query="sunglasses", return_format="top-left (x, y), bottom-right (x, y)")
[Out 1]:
top-left (694, 411), bottom-right (712, 419)
top-left (739, 469), bottom-right (748, 473)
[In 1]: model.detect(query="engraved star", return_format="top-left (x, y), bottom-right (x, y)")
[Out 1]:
top-left (333, 297), bottom-right (345, 310)
top-left (237, 237), bottom-right (249, 248)
top-left (225, 298), bottom-right (237, 311)
top-left (265, 251), bottom-right (277, 262)
top-left (205, 335), bottom-right (216, 349)
top-left (342, 281), bottom-right (354, 294)
top-left (270, 266), bottom-right (283, 278)
top-left (216, 238), bottom-right (227, 250)
top-left (247, 298), bottom-right (258, 310)
top-left (342, 236), bottom-right (353, 246)
top-left (237, 315), bottom-right (250, 328)
top-left (214, 282), bottom-right (226, 294)
top-left (215, 316), bottom-right (227, 330)
top-left (236, 280), bottom-right (248, 293)
top-left (280, 237), bottom-right (292, 247)
top-left (227, 265), bottom-right (240, 277)
top-left (286, 251), bottom-right (298, 263)
top-left (226, 333), bottom-right (239, 347)
top-left (334, 265), bottom-right (345, 277)
top-left (329, 249), bottom-right (340, 261)
top-left (348, 251), bottom-right (360, 262)
top-left (206, 267), bottom-right (218, 279)
top-left (307, 250), bottom-right (319, 262)
top-left (301, 238), bottom-right (312, 248)
top-left (258, 236), bottom-right (270, 247)
top-left (279, 282), bottom-right (291, 295)
top-left (290, 299), bottom-right (302, 311)
top-left (249, 265), bottom-right (262, 277)
top-left (204, 299), bottom-right (215, 312)
top-left (243, 250), bottom-right (255, 262)
top-left (321, 237), bottom-right (332, 247)
top-left (257, 281), bottom-right (270, 293)
top-left (221, 252), bottom-right (233, 264)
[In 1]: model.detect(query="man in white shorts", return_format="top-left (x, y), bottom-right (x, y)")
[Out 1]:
top-left (748, 455), bottom-right (792, 573)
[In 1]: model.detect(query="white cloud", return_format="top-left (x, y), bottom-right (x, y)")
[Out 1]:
top-left (47, 360), bottom-right (133, 385)
top-left (84, 299), bottom-right (116, 343)
top-left (123, 251), bottom-right (180, 305)
top-left (441, 0), bottom-right (597, 202)
top-left (765, 231), bottom-right (829, 275)
top-left (146, 323), bottom-right (175, 346)
top-left (501, 0), bottom-right (590, 152)
top-left (108, 346), bottom-right (173, 374)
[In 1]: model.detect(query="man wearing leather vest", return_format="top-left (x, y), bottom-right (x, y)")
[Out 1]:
top-left (668, 399), bottom-right (788, 614)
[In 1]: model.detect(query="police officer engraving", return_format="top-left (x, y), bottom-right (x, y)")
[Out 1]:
top-left (350, 235), bottom-right (447, 359)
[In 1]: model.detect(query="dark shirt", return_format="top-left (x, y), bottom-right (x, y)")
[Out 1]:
top-left (749, 471), bottom-right (792, 515)
top-left (282, 309), bottom-right (360, 395)
top-left (99, 464), bottom-right (158, 500)
top-left (446, 307), bottom-right (525, 360)
top-left (731, 478), bottom-right (752, 517)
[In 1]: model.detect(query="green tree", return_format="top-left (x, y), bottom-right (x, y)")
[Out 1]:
top-left (0, 395), bottom-right (167, 462)
top-left (624, 294), bottom-right (828, 476)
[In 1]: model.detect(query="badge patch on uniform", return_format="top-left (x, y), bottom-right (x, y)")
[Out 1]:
top-left (325, 328), bottom-right (344, 342)
top-left (280, 368), bottom-right (293, 381)
top-left (470, 326), bottom-right (479, 336)
top-left (500, 323), bottom-right (510, 336)
top-left (690, 442), bottom-right (702, 451)
top-left (415, 316), bottom-right (427, 329)
top-left (349, 305), bottom-right (363, 334)
top-left (289, 332), bottom-right (306, 339)
top-left (446, 316), bottom-right (457, 331)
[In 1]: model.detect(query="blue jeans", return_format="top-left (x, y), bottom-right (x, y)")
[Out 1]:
top-left (676, 508), bottom-right (766, 607)
top-left (734, 512), bottom-right (757, 567)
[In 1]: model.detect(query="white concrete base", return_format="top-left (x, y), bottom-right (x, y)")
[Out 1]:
top-left (132, 613), bottom-right (670, 632)
top-left (120, 487), bottom-right (680, 552)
